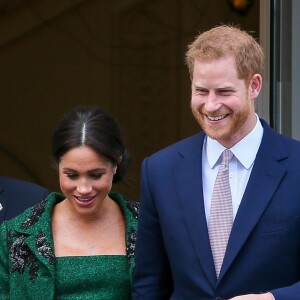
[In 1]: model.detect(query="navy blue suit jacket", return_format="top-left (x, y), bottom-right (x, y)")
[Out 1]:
top-left (133, 119), bottom-right (300, 300)
top-left (0, 176), bottom-right (49, 224)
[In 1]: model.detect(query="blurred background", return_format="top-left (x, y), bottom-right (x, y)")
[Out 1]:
top-left (0, 0), bottom-right (261, 200)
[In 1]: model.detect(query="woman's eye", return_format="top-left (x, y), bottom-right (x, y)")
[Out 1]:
top-left (90, 173), bottom-right (103, 179)
top-left (66, 173), bottom-right (78, 179)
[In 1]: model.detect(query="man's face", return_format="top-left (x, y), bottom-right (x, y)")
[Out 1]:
top-left (190, 56), bottom-right (258, 148)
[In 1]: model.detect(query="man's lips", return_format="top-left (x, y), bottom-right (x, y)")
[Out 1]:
top-left (206, 114), bottom-right (229, 121)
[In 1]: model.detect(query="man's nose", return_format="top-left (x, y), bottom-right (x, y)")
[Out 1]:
top-left (204, 92), bottom-right (222, 112)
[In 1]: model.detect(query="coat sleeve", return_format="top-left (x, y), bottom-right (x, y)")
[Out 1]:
top-left (272, 283), bottom-right (300, 300)
top-left (0, 222), bottom-right (10, 299)
top-left (132, 158), bottom-right (173, 299)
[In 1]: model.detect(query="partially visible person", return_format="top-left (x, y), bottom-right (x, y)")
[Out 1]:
top-left (0, 106), bottom-right (138, 299)
top-left (0, 176), bottom-right (49, 224)
top-left (133, 25), bottom-right (300, 300)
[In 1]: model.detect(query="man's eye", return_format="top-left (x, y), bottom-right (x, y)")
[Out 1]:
top-left (195, 88), bottom-right (208, 95)
top-left (219, 90), bottom-right (233, 95)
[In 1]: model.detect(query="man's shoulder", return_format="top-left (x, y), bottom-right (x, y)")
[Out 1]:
top-left (261, 119), bottom-right (300, 147)
top-left (149, 132), bottom-right (204, 158)
top-left (0, 176), bottom-right (49, 194)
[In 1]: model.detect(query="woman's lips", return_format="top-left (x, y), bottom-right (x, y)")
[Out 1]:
top-left (74, 195), bottom-right (96, 205)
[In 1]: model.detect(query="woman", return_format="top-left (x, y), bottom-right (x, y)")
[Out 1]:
top-left (0, 106), bottom-right (139, 299)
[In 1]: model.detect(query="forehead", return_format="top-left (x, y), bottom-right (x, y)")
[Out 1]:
top-left (192, 56), bottom-right (241, 85)
top-left (59, 146), bottom-right (108, 167)
top-left (193, 55), bottom-right (237, 72)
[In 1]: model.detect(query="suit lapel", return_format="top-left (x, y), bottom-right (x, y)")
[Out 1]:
top-left (167, 121), bottom-right (288, 286)
top-left (175, 133), bottom-right (217, 287)
top-left (218, 121), bottom-right (288, 281)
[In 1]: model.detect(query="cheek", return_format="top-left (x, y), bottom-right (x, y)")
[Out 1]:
top-left (225, 96), bottom-right (246, 110)
top-left (98, 177), bottom-right (113, 191)
top-left (237, 98), bottom-right (252, 112)
top-left (59, 177), bottom-right (73, 193)
top-left (191, 96), bottom-right (203, 110)
top-left (88, 175), bottom-right (114, 193)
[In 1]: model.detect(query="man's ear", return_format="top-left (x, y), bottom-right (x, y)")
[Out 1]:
top-left (249, 73), bottom-right (262, 99)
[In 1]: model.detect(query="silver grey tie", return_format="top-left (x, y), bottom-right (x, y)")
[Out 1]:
top-left (208, 149), bottom-right (233, 277)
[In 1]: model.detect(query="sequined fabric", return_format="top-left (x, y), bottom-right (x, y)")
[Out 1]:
top-left (55, 255), bottom-right (131, 299)
top-left (8, 231), bottom-right (39, 282)
top-left (126, 200), bottom-right (139, 219)
top-left (19, 199), bottom-right (46, 229)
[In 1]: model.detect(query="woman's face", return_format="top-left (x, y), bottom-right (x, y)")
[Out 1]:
top-left (58, 146), bottom-right (117, 217)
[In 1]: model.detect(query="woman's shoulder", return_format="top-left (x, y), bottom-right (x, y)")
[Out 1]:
top-left (109, 191), bottom-right (139, 221)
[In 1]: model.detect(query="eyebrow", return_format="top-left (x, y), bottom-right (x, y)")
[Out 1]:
top-left (62, 168), bottom-right (106, 172)
top-left (216, 86), bottom-right (234, 90)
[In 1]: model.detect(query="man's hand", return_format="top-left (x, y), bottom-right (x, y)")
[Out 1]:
top-left (229, 292), bottom-right (274, 300)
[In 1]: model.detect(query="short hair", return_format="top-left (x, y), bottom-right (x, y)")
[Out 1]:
top-left (185, 25), bottom-right (264, 83)
top-left (52, 106), bottom-right (129, 183)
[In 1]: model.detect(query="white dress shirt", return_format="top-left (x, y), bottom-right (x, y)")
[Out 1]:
top-left (202, 115), bottom-right (264, 223)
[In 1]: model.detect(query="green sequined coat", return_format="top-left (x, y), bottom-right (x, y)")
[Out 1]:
top-left (0, 192), bottom-right (139, 299)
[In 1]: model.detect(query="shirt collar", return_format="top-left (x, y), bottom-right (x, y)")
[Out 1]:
top-left (206, 114), bottom-right (263, 169)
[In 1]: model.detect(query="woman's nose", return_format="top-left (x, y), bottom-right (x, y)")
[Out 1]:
top-left (77, 180), bottom-right (92, 194)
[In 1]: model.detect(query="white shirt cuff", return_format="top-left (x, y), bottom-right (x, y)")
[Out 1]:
top-left (268, 292), bottom-right (275, 300)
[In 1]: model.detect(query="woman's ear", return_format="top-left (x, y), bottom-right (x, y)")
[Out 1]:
top-left (117, 156), bottom-right (123, 164)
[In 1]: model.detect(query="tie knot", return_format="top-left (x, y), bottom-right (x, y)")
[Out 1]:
top-left (221, 149), bottom-right (233, 167)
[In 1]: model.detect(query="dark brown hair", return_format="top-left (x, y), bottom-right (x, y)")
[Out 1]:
top-left (52, 106), bottom-right (129, 183)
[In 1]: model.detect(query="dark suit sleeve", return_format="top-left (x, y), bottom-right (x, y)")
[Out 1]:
top-left (272, 284), bottom-right (300, 300)
top-left (0, 177), bottom-right (50, 222)
top-left (132, 158), bottom-right (173, 299)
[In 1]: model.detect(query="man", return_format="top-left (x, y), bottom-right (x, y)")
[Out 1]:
top-left (133, 25), bottom-right (300, 300)
top-left (0, 176), bottom-right (49, 224)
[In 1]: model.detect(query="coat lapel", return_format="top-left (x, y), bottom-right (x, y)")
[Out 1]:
top-left (218, 121), bottom-right (288, 281)
top-left (175, 133), bottom-right (217, 287)
top-left (13, 193), bottom-right (60, 278)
